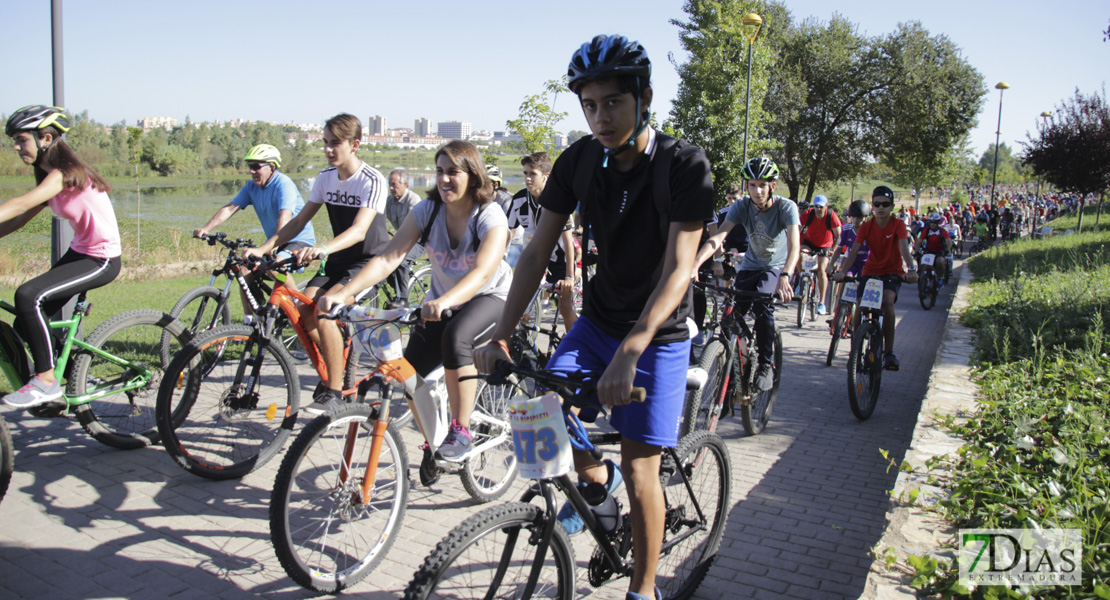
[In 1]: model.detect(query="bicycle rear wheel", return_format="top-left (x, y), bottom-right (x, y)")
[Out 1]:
top-left (655, 430), bottom-right (732, 600)
top-left (846, 322), bottom-right (881, 420)
top-left (69, 309), bottom-right (192, 449)
top-left (795, 278), bottom-right (807, 328)
top-left (681, 340), bottom-right (726, 438)
top-left (408, 265), bottom-right (433, 306)
top-left (271, 404), bottom-right (408, 593)
top-left (403, 502), bottom-right (575, 600)
top-left (460, 378), bottom-right (519, 503)
top-left (826, 303), bottom-right (851, 367)
top-left (156, 325), bottom-right (300, 479)
top-left (740, 330), bottom-right (781, 436)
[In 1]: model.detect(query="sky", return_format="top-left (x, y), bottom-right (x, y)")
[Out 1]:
top-left (3, 0), bottom-right (1107, 160)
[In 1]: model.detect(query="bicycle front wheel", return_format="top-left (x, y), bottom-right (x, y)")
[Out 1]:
top-left (681, 340), bottom-right (726, 438)
top-left (656, 430), bottom-right (732, 600)
top-left (271, 404), bottom-right (409, 594)
top-left (0, 415), bottom-right (12, 504)
top-left (408, 265), bottom-right (433, 306)
top-left (740, 331), bottom-right (781, 436)
top-left (796, 280), bottom-right (806, 328)
top-left (162, 285), bottom-right (231, 367)
top-left (404, 502), bottom-right (575, 600)
top-left (156, 325), bottom-right (300, 479)
top-left (460, 378), bottom-right (519, 503)
top-left (918, 272), bottom-right (936, 310)
top-left (846, 322), bottom-right (881, 420)
top-left (69, 309), bottom-right (192, 449)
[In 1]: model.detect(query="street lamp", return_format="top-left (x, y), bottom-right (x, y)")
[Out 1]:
top-left (1037, 111), bottom-right (1050, 200)
top-left (989, 81), bottom-right (1010, 207)
top-left (741, 12), bottom-right (763, 165)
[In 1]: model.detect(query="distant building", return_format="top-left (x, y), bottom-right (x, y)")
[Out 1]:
top-left (437, 121), bottom-right (472, 140)
top-left (553, 134), bottom-right (569, 149)
top-left (369, 115), bottom-right (387, 136)
top-left (138, 116), bottom-right (177, 131)
top-left (386, 128), bottom-right (414, 137)
top-left (414, 117), bottom-right (432, 137)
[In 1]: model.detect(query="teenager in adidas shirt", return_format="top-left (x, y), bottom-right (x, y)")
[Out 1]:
top-left (247, 113), bottom-right (390, 412)
top-left (475, 35), bottom-right (714, 600)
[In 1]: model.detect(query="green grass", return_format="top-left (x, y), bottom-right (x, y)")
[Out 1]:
top-left (899, 204), bottom-right (1110, 598)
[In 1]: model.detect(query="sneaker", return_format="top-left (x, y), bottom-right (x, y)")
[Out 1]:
top-left (626, 587), bottom-right (662, 600)
top-left (884, 352), bottom-right (900, 371)
top-left (691, 331), bottom-right (706, 348)
top-left (3, 376), bottom-right (63, 408)
top-left (304, 388), bottom-right (343, 415)
top-left (419, 443), bottom-right (441, 487)
top-left (557, 460), bottom-right (623, 535)
top-left (437, 419), bottom-right (474, 462)
top-left (754, 362), bottom-right (775, 392)
top-left (816, 302), bottom-right (828, 315)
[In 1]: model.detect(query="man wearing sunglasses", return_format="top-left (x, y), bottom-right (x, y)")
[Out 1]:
top-left (832, 185), bottom-right (918, 371)
top-left (194, 143), bottom-right (316, 321)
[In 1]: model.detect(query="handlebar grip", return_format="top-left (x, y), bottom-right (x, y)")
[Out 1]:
top-left (630, 387), bottom-right (646, 402)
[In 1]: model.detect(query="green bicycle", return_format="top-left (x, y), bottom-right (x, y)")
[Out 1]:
top-left (0, 292), bottom-right (192, 448)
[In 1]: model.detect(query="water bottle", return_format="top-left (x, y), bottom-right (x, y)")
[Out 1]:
top-left (581, 482), bottom-right (621, 533)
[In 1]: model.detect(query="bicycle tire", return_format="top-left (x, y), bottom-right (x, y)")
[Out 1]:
top-left (655, 430), bottom-right (732, 600)
top-left (0, 414), bottom-right (12, 504)
top-left (520, 291), bottom-right (545, 347)
top-left (273, 312), bottom-right (310, 365)
top-left (808, 279), bottom-right (818, 322)
top-left (919, 272), bottom-right (936, 311)
top-left (740, 330), bottom-right (782, 435)
top-left (826, 303), bottom-right (851, 367)
top-left (796, 278), bottom-right (806, 328)
top-left (681, 340), bottom-right (726, 438)
top-left (403, 502), bottom-right (575, 600)
top-left (162, 285), bottom-right (231, 368)
top-left (460, 378), bottom-right (519, 503)
top-left (69, 309), bottom-right (192, 450)
top-left (271, 404), bottom-right (409, 594)
top-left (847, 322), bottom-right (880, 420)
top-left (156, 325), bottom-right (300, 479)
top-left (408, 265), bottom-right (433, 307)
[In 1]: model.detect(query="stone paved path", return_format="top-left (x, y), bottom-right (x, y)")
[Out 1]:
top-left (0, 262), bottom-right (965, 599)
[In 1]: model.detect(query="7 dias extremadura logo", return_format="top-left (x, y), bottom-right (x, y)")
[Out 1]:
top-left (959, 529), bottom-right (1081, 586)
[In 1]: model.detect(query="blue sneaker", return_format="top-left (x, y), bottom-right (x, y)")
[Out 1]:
top-left (626, 586), bottom-right (661, 600)
top-left (557, 460), bottom-right (623, 535)
top-left (816, 302), bottom-right (828, 315)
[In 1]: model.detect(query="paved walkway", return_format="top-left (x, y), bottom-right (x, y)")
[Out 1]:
top-left (0, 264), bottom-right (966, 600)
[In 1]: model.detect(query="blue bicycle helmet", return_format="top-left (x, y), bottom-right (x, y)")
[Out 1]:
top-left (568, 35), bottom-right (652, 167)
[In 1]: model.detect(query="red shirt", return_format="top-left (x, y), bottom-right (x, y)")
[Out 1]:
top-left (800, 208), bottom-right (842, 248)
top-left (857, 218), bottom-right (908, 276)
top-left (920, 226), bottom-right (950, 254)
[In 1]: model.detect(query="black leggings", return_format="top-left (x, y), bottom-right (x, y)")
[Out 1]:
top-left (15, 250), bottom-right (121, 373)
top-left (404, 294), bottom-right (504, 376)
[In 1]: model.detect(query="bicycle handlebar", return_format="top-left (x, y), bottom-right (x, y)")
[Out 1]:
top-left (198, 232), bottom-right (254, 250)
top-left (694, 280), bottom-right (791, 305)
top-left (322, 303), bottom-right (451, 324)
top-left (483, 359), bottom-right (645, 409)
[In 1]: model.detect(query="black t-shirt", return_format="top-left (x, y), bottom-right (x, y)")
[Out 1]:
top-left (540, 131), bottom-right (715, 343)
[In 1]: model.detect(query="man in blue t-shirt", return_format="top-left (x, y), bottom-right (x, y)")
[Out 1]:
top-left (194, 144), bottom-right (315, 320)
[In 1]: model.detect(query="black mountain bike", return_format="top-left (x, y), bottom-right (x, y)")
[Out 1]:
top-left (404, 361), bottom-right (731, 600)
top-left (842, 275), bottom-right (902, 420)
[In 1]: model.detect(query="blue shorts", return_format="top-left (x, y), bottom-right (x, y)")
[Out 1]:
top-left (545, 315), bottom-right (689, 448)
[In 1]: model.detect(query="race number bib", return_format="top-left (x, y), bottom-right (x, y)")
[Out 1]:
top-left (860, 279), bottom-right (884, 310)
top-left (921, 254), bottom-right (936, 266)
top-left (356, 323), bottom-right (404, 362)
top-left (802, 254), bottom-right (818, 271)
top-left (509, 393), bottom-right (572, 480)
top-left (841, 281), bottom-right (859, 303)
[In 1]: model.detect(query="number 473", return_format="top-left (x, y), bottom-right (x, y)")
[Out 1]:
top-left (513, 428), bottom-right (558, 464)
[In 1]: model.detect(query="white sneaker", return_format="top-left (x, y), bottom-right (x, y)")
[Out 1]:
top-left (4, 376), bottom-right (64, 408)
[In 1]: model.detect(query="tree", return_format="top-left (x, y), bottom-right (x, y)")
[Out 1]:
top-left (670, 0), bottom-right (790, 203)
top-left (876, 22), bottom-right (986, 209)
top-left (567, 130), bottom-right (590, 145)
top-left (1023, 87), bottom-right (1110, 232)
top-left (505, 78), bottom-right (569, 155)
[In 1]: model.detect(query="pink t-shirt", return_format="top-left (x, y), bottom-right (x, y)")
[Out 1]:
top-left (49, 181), bottom-right (122, 259)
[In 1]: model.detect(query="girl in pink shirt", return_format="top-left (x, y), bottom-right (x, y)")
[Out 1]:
top-left (0, 105), bottom-right (122, 408)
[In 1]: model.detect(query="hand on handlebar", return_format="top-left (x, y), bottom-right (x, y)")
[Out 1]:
top-left (775, 274), bottom-right (794, 303)
top-left (474, 341), bottom-right (512, 376)
top-left (832, 271), bottom-right (846, 282)
top-left (296, 245), bottom-right (327, 267)
top-left (318, 292), bottom-right (348, 316)
top-left (420, 298), bottom-right (450, 322)
top-left (904, 270), bottom-right (919, 284)
top-left (193, 228), bottom-right (208, 239)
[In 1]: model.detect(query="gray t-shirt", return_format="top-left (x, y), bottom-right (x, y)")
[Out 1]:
top-left (412, 199), bottom-right (513, 302)
top-left (725, 196), bottom-right (800, 270)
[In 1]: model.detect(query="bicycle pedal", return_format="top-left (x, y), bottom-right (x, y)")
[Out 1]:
top-left (28, 401), bottom-right (68, 418)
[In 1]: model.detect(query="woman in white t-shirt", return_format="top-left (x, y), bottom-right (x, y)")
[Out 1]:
top-left (0, 106), bottom-right (122, 409)
top-left (320, 140), bottom-right (511, 480)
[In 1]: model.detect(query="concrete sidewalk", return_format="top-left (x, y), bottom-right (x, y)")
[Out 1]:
top-left (0, 263), bottom-right (968, 600)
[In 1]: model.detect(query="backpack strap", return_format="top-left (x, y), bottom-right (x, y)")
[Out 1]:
top-left (418, 200), bottom-right (442, 247)
top-left (652, 135), bottom-right (680, 243)
top-left (470, 202), bottom-right (489, 253)
top-left (573, 138), bottom-right (604, 289)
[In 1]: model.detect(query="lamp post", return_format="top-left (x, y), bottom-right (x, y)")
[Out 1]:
top-left (989, 81), bottom-right (1010, 207)
top-left (741, 12), bottom-right (763, 165)
top-left (1037, 111), bottom-right (1050, 199)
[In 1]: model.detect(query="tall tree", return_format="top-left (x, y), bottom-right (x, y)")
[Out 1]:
top-left (670, 0), bottom-right (790, 203)
top-left (876, 22), bottom-right (986, 209)
top-left (1023, 87), bottom-right (1110, 232)
top-left (506, 78), bottom-right (569, 155)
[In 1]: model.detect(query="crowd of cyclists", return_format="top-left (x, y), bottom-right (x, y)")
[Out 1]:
top-left (0, 32), bottom-right (1076, 600)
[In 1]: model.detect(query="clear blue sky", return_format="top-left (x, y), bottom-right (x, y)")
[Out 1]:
top-left (3, 0), bottom-right (1106, 160)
